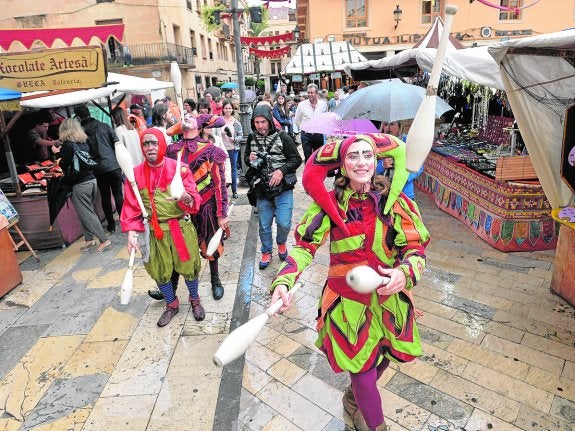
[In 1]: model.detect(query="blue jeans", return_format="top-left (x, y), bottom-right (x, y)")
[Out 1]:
top-left (227, 149), bottom-right (239, 194)
top-left (256, 189), bottom-right (293, 254)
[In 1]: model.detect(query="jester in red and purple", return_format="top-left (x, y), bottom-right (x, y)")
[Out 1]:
top-left (166, 113), bottom-right (230, 301)
top-left (270, 133), bottom-right (430, 431)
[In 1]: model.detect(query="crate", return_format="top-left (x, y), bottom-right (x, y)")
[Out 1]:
top-left (495, 156), bottom-right (537, 181)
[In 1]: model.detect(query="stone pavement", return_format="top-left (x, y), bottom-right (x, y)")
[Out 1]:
top-left (1, 174), bottom-right (575, 431)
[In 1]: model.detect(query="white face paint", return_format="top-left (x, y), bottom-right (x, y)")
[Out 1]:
top-left (344, 140), bottom-right (375, 192)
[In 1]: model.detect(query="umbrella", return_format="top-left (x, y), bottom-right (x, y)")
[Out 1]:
top-left (244, 89), bottom-right (257, 103)
top-left (47, 176), bottom-right (72, 229)
top-left (205, 86), bottom-right (222, 99)
top-left (0, 88), bottom-right (22, 111)
top-left (333, 79), bottom-right (453, 123)
top-left (221, 82), bottom-right (239, 90)
top-left (300, 112), bottom-right (378, 136)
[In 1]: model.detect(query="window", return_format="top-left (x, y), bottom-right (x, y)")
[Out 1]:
top-left (208, 39), bottom-right (214, 61)
top-left (346, 0), bottom-right (367, 28)
top-left (499, 0), bottom-right (522, 20)
top-left (190, 30), bottom-right (197, 54)
top-left (421, 0), bottom-right (442, 24)
top-left (200, 35), bottom-right (207, 59)
top-left (186, 0), bottom-right (192, 11)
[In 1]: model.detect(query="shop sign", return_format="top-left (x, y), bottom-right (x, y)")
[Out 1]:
top-left (0, 46), bottom-right (106, 92)
top-left (309, 73), bottom-right (320, 80)
top-left (331, 72), bottom-right (342, 79)
top-left (342, 28), bottom-right (533, 47)
top-left (291, 74), bottom-right (303, 82)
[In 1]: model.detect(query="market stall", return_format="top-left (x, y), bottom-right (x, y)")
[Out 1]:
top-left (0, 70), bottom-right (174, 249)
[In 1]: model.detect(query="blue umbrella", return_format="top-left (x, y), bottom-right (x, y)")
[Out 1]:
top-left (333, 79), bottom-right (453, 123)
top-left (221, 82), bottom-right (239, 90)
top-left (0, 88), bottom-right (22, 110)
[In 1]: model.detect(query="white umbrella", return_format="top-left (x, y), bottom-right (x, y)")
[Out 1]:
top-left (333, 79), bottom-right (453, 123)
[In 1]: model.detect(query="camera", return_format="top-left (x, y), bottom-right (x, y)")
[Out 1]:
top-left (224, 126), bottom-right (232, 137)
top-left (250, 151), bottom-right (268, 171)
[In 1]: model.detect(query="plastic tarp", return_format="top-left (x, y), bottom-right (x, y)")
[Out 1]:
top-left (416, 46), bottom-right (504, 90)
top-left (20, 72), bottom-right (173, 109)
top-left (488, 29), bottom-right (575, 209)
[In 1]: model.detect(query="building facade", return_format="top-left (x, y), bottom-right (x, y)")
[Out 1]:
top-left (296, 0), bottom-right (575, 62)
top-left (1, 0), bottom-right (250, 102)
top-left (247, 6), bottom-right (297, 94)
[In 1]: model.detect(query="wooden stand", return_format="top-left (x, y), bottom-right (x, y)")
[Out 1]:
top-left (8, 219), bottom-right (40, 262)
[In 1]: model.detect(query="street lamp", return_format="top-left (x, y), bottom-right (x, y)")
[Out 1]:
top-left (393, 5), bottom-right (403, 29)
top-left (293, 25), bottom-right (300, 42)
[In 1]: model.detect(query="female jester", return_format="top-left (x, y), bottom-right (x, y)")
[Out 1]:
top-left (270, 134), bottom-right (430, 431)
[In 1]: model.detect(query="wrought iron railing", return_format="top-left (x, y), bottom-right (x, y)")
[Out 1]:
top-left (105, 42), bottom-right (196, 68)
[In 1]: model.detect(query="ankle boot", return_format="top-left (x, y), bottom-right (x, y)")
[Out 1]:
top-left (342, 384), bottom-right (358, 417)
top-left (211, 273), bottom-right (224, 300)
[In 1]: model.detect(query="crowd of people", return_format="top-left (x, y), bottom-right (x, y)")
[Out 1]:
top-left (24, 81), bottom-right (429, 431)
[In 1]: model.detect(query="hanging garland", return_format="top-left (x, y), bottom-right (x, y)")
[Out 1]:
top-left (248, 45), bottom-right (291, 59)
top-left (241, 32), bottom-right (294, 46)
top-left (475, 0), bottom-right (543, 15)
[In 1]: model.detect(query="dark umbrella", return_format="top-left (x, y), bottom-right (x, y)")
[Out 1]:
top-left (47, 176), bottom-right (72, 230)
top-left (205, 86), bottom-right (222, 99)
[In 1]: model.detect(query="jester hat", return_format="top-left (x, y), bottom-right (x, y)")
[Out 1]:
top-left (140, 128), bottom-right (168, 163)
top-left (302, 133), bottom-right (408, 234)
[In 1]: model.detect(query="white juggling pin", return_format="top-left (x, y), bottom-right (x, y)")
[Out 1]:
top-left (115, 141), bottom-right (148, 218)
top-left (406, 5), bottom-right (458, 172)
top-left (170, 150), bottom-right (184, 200)
top-left (346, 265), bottom-right (390, 294)
top-left (206, 201), bottom-right (236, 257)
top-left (120, 247), bottom-right (136, 305)
top-left (213, 282), bottom-right (302, 367)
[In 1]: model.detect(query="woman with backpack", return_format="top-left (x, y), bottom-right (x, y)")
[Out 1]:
top-left (58, 118), bottom-right (111, 253)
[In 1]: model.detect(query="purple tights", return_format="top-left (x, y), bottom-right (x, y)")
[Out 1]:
top-left (349, 358), bottom-right (390, 430)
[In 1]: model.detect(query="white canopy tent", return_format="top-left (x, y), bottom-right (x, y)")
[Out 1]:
top-left (488, 29), bottom-right (575, 209)
top-left (284, 41), bottom-right (367, 75)
top-left (20, 72), bottom-right (174, 109)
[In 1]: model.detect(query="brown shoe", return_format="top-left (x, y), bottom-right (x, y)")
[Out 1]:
top-left (157, 306), bottom-right (179, 327)
top-left (342, 384), bottom-right (358, 417)
top-left (190, 297), bottom-right (205, 321)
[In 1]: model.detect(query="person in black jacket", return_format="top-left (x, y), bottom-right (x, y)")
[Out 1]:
top-left (244, 105), bottom-right (302, 269)
top-left (74, 104), bottom-right (124, 233)
top-left (58, 118), bottom-right (111, 253)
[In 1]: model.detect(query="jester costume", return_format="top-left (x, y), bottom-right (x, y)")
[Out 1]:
top-left (166, 114), bottom-right (229, 299)
top-left (270, 134), bottom-right (430, 431)
top-left (120, 128), bottom-right (203, 326)
top-left (167, 114), bottom-right (228, 257)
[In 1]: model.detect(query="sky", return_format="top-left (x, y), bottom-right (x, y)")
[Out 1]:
top-left (247, 0), bottom-right (296, 7)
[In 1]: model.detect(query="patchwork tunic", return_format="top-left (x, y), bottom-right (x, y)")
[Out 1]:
top-left (271, 188), bottom-right (430, 373)
top-left (168, 138), bottom-right (229, 259)
top-left (120, 158), bottom-right (202, 284)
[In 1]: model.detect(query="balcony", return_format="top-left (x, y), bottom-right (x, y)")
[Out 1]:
top-left (105, 42), bottom-right (196, 69)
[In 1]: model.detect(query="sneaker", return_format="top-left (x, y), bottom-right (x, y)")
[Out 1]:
top-left (278, 244), bottom-right (288, 261)
top-left (96, 239), bottom-right (112, 253)
top-left (259, 252), bottom-right (272, 270)
top-left (232, 192), bottom-right (238, 199)
top-left (190, 297), bottom-right (205, 321)
top-left (80, 240), bottom-right (96, 252)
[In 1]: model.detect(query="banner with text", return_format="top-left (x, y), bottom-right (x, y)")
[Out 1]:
top-left (0, 46), bottom-right (106, 92)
